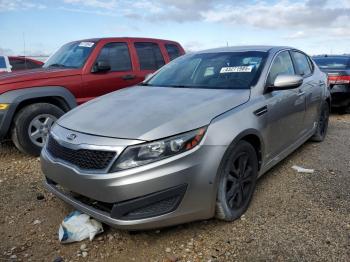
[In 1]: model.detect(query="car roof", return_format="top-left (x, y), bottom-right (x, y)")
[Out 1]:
top-left (197, 45), bottom-right (294, 54)
top-left (72, 37), bottom-right (180, 43)
top-left (313, 55), bottom-right (350, 58)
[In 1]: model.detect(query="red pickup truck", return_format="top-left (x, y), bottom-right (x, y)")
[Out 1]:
top-left (0, 37), bottom-right (185, 156)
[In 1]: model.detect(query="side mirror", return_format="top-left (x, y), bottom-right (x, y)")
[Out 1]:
top-left (273, 74), bottom-right (303, 90)
top-left (92, 61), bottom-right (111, 73)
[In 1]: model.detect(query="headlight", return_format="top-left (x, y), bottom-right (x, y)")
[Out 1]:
top-left (0, 103), bottom-right (9, 110)
top-left (111, 127), bottom-right (207, 172)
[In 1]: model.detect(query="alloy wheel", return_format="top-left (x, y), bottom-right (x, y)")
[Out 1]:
top-left (319, 105), bottom-right (329, 137)
top-left (28, 114), bottom-right (57, 147)
top-left (224, 152), bottom-right (255, 210)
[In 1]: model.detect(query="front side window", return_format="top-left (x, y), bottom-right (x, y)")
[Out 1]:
top-left (134, 42), bottom-right (165, 70)
top-left (43, 41), bottom-right (96, 69)
top-left (95, 42), bottom-right (132, 72)
top-left (147, 51), bottom-right (268, 89)
top-left (292, 51), bottom-right (312, 76)
top-left (267, 51), bottom-right (295, 86)
top-left (165, 44), bottom-right (181, 61)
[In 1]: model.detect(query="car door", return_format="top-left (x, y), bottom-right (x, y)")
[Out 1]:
top-left (82, 42), bottom-right (141, 100)
top-left (291, 51), bottom-right (323, 132)
top-left (263, 50), bottom-right (306, 160)
top-left (133, 42), bottom-right (166, 79)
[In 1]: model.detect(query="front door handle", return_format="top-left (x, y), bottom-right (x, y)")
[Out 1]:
top-left (122, 74), bottom-right (136, 80)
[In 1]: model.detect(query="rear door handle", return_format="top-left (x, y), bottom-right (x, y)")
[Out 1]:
top-left (122, 74), bottom-right (136, 80)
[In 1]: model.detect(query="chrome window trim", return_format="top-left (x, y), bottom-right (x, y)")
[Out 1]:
top-left (290, 50), bottom-right (314, 78)
top-left (263, 48), bottom-right (292, 89)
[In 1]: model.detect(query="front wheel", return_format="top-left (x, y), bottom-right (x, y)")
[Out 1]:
top-left (216, 141), bottom-right (258, 221)
top-left (11, 103), bottom-right (64, 156)
top-left (311, 101), bottom-right (329, 142)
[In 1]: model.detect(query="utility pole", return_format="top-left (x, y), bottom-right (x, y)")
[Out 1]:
top-left (23, 32), bottom-right (27, 68)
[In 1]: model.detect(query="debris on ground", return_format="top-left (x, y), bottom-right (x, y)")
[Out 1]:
top-left (291, 165), bottom-right (315, 174)
top-left (58, 211), bottom-right (103, 244)
top-left (33, 219), bottom-right (41, 225)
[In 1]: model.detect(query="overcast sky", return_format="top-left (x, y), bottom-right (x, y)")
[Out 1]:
top-left (0, 0), bottom-right (349, 57)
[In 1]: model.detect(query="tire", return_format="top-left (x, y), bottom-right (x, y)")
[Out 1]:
top-left (345, 105), bottom-right (350, 114)
top-left (311, 101), bottom-right (329, 142)
top-left (11, 103), bottom-right (64, 156)
top-left (216, 141), bottom-right (259, 221)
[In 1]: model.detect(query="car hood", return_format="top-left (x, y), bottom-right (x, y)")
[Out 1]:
top-left (0, 67), bottom-right (81, 85)
top-left (58, 86), bottom-right (250, 141)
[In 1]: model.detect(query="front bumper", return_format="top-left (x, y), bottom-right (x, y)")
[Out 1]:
top-left (41, 138), bottom-right (226, 230)
top-left (330, 84), bottom-right (350, 108)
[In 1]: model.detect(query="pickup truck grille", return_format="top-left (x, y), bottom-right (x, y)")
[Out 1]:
top-left (46, 135), bottom-right (116, 171)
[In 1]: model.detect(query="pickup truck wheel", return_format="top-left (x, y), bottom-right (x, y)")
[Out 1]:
top-left (215, 141), bottom-right (258, 221)
top-left (311, 101), bottom-right (329, 142)
top-left (11, 103), bottom-right (64, 156)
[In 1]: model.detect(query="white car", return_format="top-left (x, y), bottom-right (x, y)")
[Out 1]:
top-left (0, 56), bottom-right (11, 73)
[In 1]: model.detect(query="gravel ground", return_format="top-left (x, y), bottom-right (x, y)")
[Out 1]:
top-left (0, 114), bottom-right (349, 262)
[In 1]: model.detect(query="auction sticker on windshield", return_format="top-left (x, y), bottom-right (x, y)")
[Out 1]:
top-left (78, 42), bottom-right (94, 48)
top-left (220, 66), bottom-right (254, 73)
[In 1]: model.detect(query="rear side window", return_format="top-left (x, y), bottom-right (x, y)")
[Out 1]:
top-left (25, 60), bottom-right (42, 69)
top-left (9, 58), bottom-right (26, 70)
top-left (165, 44), bottom-right (181, 61)
top-left (134, 42), bottom-right (165, 70)
top-left (292, 51), bottom-right (312, 76)
top-left (267, 51), bottom-right (295, 85)
top-left (10, 58), bottom-right (42, 70)
top-left (0, 57), bottom-right (6, 68)
top-left (96, 42), bottom-right (132, 72)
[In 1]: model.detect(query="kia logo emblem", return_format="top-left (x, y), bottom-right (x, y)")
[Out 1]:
top-left (67, 133), bottom-right (77, 141)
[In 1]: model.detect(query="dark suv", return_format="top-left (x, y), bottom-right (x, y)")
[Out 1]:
top-left (313, 55), bottom-right (350, 112)
top-left (0, 37), bottom-right (185, 156)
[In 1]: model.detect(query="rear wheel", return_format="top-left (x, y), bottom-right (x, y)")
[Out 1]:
top-left (311, 101), bottom-right (329, 142)
top-left (11, 103), bottom-right (64, 156)
top-left (216, 141), bottom-right (258, 221)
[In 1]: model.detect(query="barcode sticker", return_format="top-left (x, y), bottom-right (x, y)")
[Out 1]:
top-left (78, 42), bottom-right (94, 48)
top-left (220, 66), bottom-right (254, 73)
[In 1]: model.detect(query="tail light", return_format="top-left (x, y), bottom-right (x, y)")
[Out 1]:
top-left (328, 75), bottom-right (350, 85)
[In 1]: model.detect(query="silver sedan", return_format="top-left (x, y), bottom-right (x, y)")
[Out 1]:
top-left (41, 46), bottom-right (330, 230)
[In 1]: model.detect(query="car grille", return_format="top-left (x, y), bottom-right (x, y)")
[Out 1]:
top-left (46, 135), bottom-right (116, 170)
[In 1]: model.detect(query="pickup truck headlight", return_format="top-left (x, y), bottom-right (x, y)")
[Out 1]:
top-left (111, 127), bottom-right (207, 172)
top-left (0, 103), bottom-right (9, 110)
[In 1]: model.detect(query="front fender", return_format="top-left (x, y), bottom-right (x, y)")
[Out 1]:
top-left (0, 86), bottom-right (77, 140)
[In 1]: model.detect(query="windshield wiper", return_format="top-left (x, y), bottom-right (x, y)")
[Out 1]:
top-left (139, 82), bottom-right (153, 86)
top-left (48, 63), bottom-right (67, 68)
top-left (164, 85), bottom-right (188, 88)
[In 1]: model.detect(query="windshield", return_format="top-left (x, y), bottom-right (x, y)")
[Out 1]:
top-left (43, 41), bottom-right (96, 69)
top-left (146, 51), bottom-right (268, 89)
top-left (313, 56), bottom-right (350, 70)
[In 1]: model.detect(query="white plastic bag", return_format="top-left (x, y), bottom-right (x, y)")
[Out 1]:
top-left (59, 211), bottom-right (104, 243)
